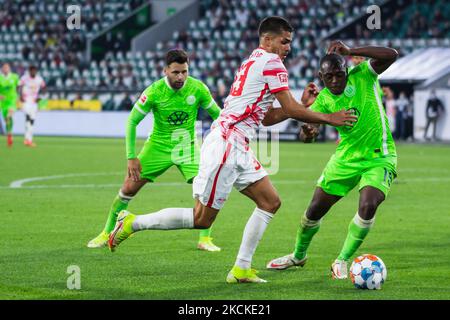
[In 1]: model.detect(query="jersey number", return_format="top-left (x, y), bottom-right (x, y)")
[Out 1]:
top-left (230, 60), bottom-right (255, 97)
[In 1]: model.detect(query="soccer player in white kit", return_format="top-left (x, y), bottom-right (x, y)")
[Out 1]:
top-left (108, 16), bottom-right (357, 283)
top-left (19, 65), bottom-right (46, 147)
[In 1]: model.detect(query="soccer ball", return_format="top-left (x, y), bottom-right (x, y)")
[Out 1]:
top-left (349, 254), bottom-right (387, 290)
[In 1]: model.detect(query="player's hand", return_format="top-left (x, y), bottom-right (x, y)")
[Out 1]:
top-left (328, 109), bottom-right (358, 127)
top-left (300, 124), bottom-right (319, 143)
top-left (327, 41), bottom-right (351, 56)
top-left (301, 82), bottom-right (319, 107)
top-left (0, 95), bottom-right (4, 101)
top-left (127, 158), bottom-right (142, 182)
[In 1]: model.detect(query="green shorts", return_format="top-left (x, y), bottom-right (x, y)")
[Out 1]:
top-left (317, 155), bottom-right (397, 197)
top-left (1, 101), bottom-right (16, 118)
top-left (137, 140), bottom-right (200, 184)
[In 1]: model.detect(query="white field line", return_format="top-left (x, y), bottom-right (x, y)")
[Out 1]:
top-left (2, 172), bottom-right (450, 190)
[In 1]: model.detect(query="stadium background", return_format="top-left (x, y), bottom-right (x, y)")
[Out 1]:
top-left (1, 0), bottom-right (450, 301)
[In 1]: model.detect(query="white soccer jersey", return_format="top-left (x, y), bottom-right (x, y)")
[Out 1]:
top-left (19, 74), bottom-right (46, 103)
top-left (214, 47), bottom-right (289, 143)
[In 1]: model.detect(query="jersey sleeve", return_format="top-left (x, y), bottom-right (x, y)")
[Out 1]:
top-left (198, 81), bottom-right (221, 120)
top-left (309, 92), bottom-right (328, 113)
top-left (263, 57), bottom-right (289, 94)
top-left (356, 60), bottom-right (378, 83)
top-left (125, 86), bottom-right (154, 159)
top-left (133, 86), bottom-right (154, 116)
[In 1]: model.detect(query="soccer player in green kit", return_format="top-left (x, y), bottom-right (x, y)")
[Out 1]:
top-left (87, 49), bottom-right (222, 251)
top-left (266, 41), bottom-right (399, 279)
top-left (0, 63), bottom-right (19, 147)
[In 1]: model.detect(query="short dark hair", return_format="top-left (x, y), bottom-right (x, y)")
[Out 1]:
top-left (165, 49), bottom-right (189, 66)
top-left (319, 54), bottom-right (346, 71)
top-left (258, 16), bottom-right (293, 36)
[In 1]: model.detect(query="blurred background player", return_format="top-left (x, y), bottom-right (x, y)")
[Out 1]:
top-left (107, 17), bottom-right (356, 284)
top-left (87, 49), bottom-right (223, 252)
top-left (0, 63), bottom-right (19, 147)
top-left (424, 89), bottom-right (445, 141)
top-left (267, 41), bottom-right (398, 279)
top-left (19, 65), bottom-right (46, 147)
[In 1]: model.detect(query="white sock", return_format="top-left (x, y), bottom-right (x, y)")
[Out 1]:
top-left (132, 208), bottom-right (194, 231)
top-left (235, 207), bottom-right (274, 270)
top-left (25, 121), bottom-right (32, 141)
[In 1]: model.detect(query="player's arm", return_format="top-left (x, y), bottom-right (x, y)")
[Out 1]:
top-left (263, 82), bottom-right (319, 126)
top-left (275, 90), bottom-right (356, 126)
top-left (199, 82), bottom-right (221, 120)
top-left (126, 92), bottom-right (151, 181)
top-left (328, 41), bottom-right (398, 74)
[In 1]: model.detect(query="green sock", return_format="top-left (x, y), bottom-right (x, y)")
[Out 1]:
top-left (103, 194), bottom-right (131, 233)
top-left (199, 227), bottom-right (212, 240)
top-left (293, 214), bottom-right (321, 260)
top-left (337, 214), bottom-right (374, 261)
top-left (6, 116), bottom-right (13, 133)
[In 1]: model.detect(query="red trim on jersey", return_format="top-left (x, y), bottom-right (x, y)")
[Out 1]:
top-left (270, 87), bottom-right (289, 94)
top-left (206, 142), bottom-right (233, 208)
top-left (262, 69), bottom-right (287, 76)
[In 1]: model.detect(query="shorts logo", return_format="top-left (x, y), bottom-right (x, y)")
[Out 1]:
top-left (344, 85), bottom-right (356, 97)
top-left (139, 94), bottom-right (147, 104)
top-left (278, 73), bottom-right (288, 86)
top-left (186, 95), bottom-right (196, 105)
top-left (168, 111), bottom-right (189, 125)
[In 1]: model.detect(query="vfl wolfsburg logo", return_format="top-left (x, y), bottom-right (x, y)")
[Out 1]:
top-left (344, 85), bottom-right (356, 97)
top-left (186, 95), bottom-right (196, 105)
top-left (168, 111), bottom-right (189, 125)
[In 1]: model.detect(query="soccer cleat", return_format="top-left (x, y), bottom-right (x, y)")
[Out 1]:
top-left (266, 253), bottom-right (308, 270)
top-left (24, 139), bottom-right (37, 147)
top-left (7, 134), bottom-right (13, 147)
top-left (87, 231), bottom-right (109, 248)
top-left (197, 236), bottom-right (221, 252)
top-left (226, 266), bottom-right (267, 284)
top-left (331, 259), bottom-right (348, 279)
top-left (108, 210), bottom-right (136, 252)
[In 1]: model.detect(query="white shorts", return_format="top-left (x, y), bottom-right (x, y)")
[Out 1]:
top-left (193, 128), bottom-right (268, 209)
top-left (23, 101), bottom-right (38, 119)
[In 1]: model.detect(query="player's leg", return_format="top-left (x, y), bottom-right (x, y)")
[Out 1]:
top-left (266, 187), bottom-right (342, 270)
top-left (225, 176), bottom-right (280, 283)
top-left (335, 160), bottom-right (396, 276)
top-left (23, 103), bottom-right (37, 146)
top-left (87, 176), bottom-right (148, 248)
top-left (177, 158), bottom-right (220, 252)
top-left (5, 106), bottom-right (14, 146)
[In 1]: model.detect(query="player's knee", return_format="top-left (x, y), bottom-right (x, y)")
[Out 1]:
top-left (308, 200), bottom-right (330, 217)
top-left (258, 196), bottom-right (281, 214)
top-left (359, 199), bottom-right (381, 217)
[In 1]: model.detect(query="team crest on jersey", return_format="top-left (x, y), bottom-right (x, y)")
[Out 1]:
top-left (139, 94), bottom-right (147, 104)
top-left (186, 95), bottom-right (196, 105)
top-left (278, 73), bottom-right (288, 86)
top-left (344, 85), bottom-right (356, 97)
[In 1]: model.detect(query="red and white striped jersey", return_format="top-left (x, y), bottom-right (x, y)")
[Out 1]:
top-left (214, 47), bottom-right (289, 143)
top-left (19, 74), bottom-right (45, 103)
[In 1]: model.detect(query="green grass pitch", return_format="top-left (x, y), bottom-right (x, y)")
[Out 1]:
top-left (1, 136), bottom-right (449, 299)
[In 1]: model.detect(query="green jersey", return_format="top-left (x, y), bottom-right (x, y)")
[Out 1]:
top-left (311, 60), bottom-right (396, 161)
top-left (126, 76), bottom-right (221, 159)
top-left (0, 72), bottom-right (19, 107)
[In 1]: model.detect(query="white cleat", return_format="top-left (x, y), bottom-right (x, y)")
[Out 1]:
top-left (266, 253), bottom-right (308, 270)
top-left (331, 259), bottom-right (348, 279)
